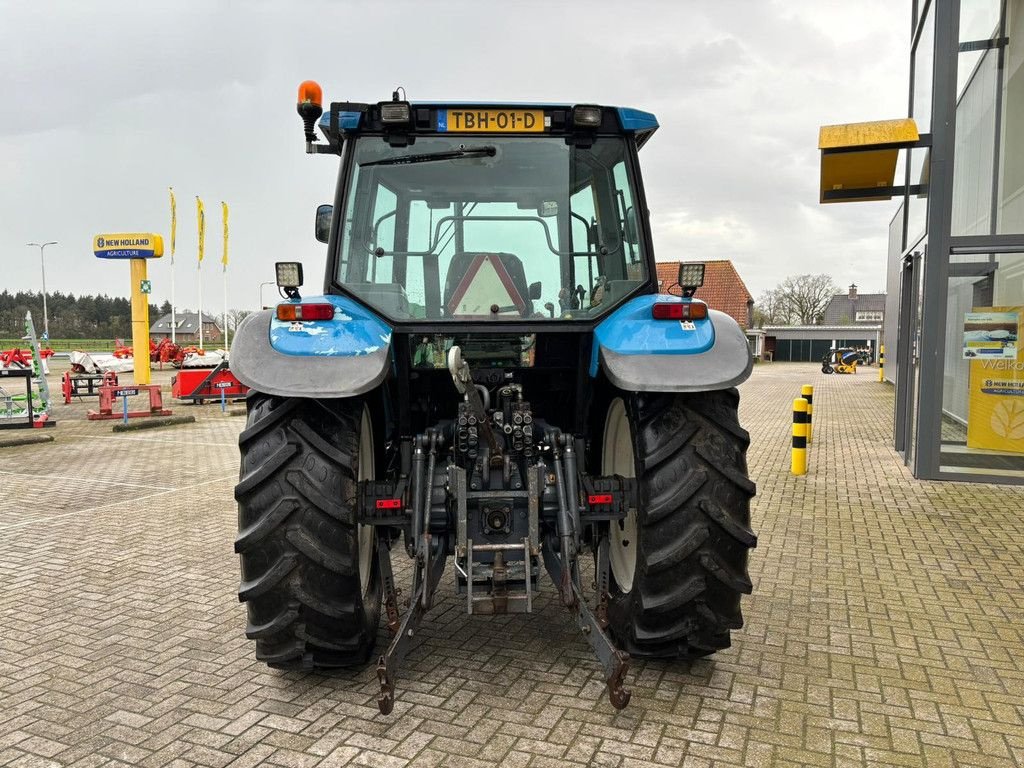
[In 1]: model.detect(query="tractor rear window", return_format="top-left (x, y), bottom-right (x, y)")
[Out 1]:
top-left (334, 136), bottom-right (648, 321)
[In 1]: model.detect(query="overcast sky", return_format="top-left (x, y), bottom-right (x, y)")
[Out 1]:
top-left (0, 0), bottom-right (908, 316)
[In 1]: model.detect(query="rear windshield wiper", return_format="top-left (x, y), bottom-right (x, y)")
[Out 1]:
top-left (361, 146), bottom-right (496, 168)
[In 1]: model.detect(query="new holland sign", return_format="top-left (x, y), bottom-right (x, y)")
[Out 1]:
top-left (93, 233), bottom-right (164, 259)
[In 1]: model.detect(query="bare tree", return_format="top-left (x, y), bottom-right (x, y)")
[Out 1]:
top-left (226, 309), bottom-right (253, 333)
top-left (754, 287), bottom-right (792, 326)
top-left (776, 273), bottom-right (838, 325)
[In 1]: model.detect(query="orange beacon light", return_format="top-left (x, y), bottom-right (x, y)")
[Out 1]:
top-left (297, 80), bottom-right (324, 142)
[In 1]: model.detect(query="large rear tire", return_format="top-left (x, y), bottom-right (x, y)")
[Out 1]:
top-left (234, 393), bottom-right (381, 668)
top-left (602, 389), bottom-right (756, 659)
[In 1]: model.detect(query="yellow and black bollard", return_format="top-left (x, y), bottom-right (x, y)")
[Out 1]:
top-left (800, 384), bottom-right (813, 443)
top-left (878, 345), bottom-right (885, 382)
top-left (791, 398), bottom-right (808, 475)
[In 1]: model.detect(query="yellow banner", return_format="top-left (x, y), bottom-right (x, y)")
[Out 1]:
top-left (221, 201), bottom-right (229, 268)
top-left (967, 306), bottom-right (1024, 452)
top-left (196, 196), bottom-right (205, 263)
top-left (169, 187), bottom-right (176, 257)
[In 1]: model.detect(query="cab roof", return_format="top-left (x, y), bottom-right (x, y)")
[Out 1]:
top-left (317, 102), bottom-right (659, 148)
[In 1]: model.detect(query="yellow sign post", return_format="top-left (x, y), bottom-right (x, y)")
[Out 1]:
top-left (93, 233), bottom-right (164, 385)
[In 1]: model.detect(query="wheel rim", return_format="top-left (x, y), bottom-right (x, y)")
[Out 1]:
top-left (357, 407), bottom-right (375, 594)
top-left (603, 398), bottom-right (637, 593)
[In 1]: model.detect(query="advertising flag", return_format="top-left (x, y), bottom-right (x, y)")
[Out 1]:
top-left (221, 201), bottom-right (229, 269)
top-left (169, 187), bottom-right (177, 259)
top-left (196, 196), bottom-right (205, 263)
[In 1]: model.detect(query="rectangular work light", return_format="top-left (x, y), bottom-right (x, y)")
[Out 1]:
top-left (379, 101), bottom-right (412, 124)
top-left (573, 105), bottom-right (602, 127)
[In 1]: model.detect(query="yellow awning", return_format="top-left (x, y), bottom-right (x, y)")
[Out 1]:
top-left (818, 118), bottom-right (920, 203)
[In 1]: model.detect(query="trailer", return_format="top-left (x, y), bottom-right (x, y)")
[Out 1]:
top-left (171, 361), bottom-right (249, 403)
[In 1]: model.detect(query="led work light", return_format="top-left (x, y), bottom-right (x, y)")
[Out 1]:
top-left (275, 261), bottom-right (304, 290)
top-left (677, 263), bottom-right (705, 297)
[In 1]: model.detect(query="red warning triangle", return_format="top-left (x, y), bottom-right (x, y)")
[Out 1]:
top-left (447, 254), bottom-right (527, 317)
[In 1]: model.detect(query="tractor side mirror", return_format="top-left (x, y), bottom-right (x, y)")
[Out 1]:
top-left (528, 281), bottom-right (542, 300)
top-left (624, 207), bottom-right (639, 244)
top-left (315, 204), bottom-right (333, 243)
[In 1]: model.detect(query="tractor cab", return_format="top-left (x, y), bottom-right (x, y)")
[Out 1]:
top-left (307, 92), bottom-right (660, 325)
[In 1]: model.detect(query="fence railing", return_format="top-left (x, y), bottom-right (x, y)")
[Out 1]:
top-left (0, 338), bottom-right (117, 352)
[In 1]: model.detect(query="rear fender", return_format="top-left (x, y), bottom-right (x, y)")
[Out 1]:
top-left (591, 295), bottom-right (752, 392)
top-left (230, 295), bottom-right (392, 398)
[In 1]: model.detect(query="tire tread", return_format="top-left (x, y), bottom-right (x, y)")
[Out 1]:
top-left (235, 393), bottom-right (380, 669)
top-left (606, 388), bottom-right (756, 660)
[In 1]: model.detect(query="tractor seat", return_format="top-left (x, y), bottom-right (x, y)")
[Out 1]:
top-left (443, 252), bottom-right (532, 316)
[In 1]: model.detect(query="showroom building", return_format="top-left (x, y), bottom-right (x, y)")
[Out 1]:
top-left (822, 0), bottom-right (1024, 482)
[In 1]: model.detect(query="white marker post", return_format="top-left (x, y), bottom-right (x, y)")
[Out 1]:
top-left (222, 201), bottom-right (230, 350)
top-left (169, 188), bottom-right (177, 345)
top-left (197, 196), bottom-right (205, 350)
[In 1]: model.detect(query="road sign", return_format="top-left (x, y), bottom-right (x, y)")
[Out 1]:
top-left (446, 254), bottom-right (527, 317)
top-left (140, 280), bottom-right (152, 294)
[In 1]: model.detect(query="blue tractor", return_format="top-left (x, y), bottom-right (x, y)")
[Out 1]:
top-left (231, 82), bottom-right (757, 713)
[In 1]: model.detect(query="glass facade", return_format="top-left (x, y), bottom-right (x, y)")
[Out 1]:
top-left (1001, 3), bottom-right (1024, 232)
top-left (892, 0), bottom-right (1024, 482)
top-left (951, 41), bottom-right (997, 236)
top-left (912, 7), bottom-right (936, 134)
top-left (941, 253), bottom-right (1024, 476)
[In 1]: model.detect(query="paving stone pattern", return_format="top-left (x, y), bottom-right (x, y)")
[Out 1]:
top-left (1, 362), bottom-right (1022, 767)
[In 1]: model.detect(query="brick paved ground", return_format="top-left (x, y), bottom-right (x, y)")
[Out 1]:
top-left (1, 362), bottom-right (1022, 767)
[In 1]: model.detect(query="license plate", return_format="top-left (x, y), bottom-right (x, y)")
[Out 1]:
top-left (438, 109), bottom-right (546, 133)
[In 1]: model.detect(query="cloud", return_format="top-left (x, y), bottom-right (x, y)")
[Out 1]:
top-left (628, 37), bottom-right (752, 96)
top-left (0, 0), bottom-right (910, 313)
top-left (0, 3), bottom-right (271, 138)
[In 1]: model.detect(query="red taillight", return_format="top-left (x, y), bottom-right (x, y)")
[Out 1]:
top-left (276, 303), bottom-right (335, 321)
top-left (651, 301), bottom-right (708, 321)
top-left (375, 499), bottom-right (403, 510)
top-left (588, 494), bottom-right (614, 505)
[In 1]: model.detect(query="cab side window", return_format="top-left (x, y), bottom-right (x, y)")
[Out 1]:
top-left (367, 185), bottom-right (398, 283)
top-left (612, 161), bottom-right (642, 280)
top-left (571, 184), bottom-right (600, 298)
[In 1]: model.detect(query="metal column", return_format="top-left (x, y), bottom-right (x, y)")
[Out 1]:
top-left (912, 0), bottom-right (960, 479)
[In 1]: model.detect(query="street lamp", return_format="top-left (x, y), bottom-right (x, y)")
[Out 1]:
top-left (26, 241), bottom-right (57, 339)
top-left (258, 281), bottom-right (276, 310)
